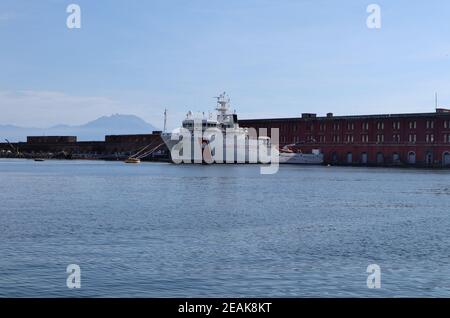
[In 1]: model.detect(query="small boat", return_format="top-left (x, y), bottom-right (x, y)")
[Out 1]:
top-left (34, 158), bottom-right (45, 162)
top-left (124, 158), bottom-right (141, 164)
top-left (278, 145), bottom-right (323, 164)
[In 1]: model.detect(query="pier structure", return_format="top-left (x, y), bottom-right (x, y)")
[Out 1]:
top-left (0, 132), bottom-right (169, 161)
top-left (2, 109), bottom-right (450, 167)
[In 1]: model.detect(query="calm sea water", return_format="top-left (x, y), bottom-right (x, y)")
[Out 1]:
top-left (0, 159), bottom-right (450, 297)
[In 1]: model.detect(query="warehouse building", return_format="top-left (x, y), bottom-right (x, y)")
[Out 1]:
top-left (239, 108), bottom-right (450, 167)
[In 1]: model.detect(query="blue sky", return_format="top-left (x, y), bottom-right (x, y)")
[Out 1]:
top-left (1, 0), bottom-right (450, 128)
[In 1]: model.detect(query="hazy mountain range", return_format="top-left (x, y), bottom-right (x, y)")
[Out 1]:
top-left (0, 114), bottom-right (158, 142)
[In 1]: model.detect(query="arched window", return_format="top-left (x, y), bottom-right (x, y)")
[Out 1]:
top-left (331, 152), bottom-right (338, 163)
top-left (376, 152), bottom-right (384, 164)
top-left (443, 152), bottom-right (450, 167)
top-left (425, 152), bottom-right (433, 165)
top-left (346, 152), bottom-right (353, 164)
top-left (361, 152), bottom-right (368, 164)
top-left (408, 151), bottom-right (416, 164)
top-left (392, 152), bottom-right (400, 164)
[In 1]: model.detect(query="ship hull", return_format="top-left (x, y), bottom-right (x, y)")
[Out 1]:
top-left (278, 152), bottom-right (324, 164)
top-left (162, 133), bottom-right (323, 165)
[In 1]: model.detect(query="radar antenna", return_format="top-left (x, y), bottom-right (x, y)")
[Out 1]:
top-left (163, 108), bottom-right (167, 132)
top-left (215, 91), bottom-right (230, 115)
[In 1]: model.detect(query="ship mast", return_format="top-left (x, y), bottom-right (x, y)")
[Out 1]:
top-left (163, 108), bottom-right (167, 132)
top-left (215, 92), bottom-right (230, 123)
top-left (435, 92), bottom-right (438, 110)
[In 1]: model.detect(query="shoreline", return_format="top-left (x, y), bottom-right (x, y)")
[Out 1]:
top-left (2, 156), bottom-right (450, 170)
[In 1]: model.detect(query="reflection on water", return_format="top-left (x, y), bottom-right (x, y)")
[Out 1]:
top-left (0, 159), bottom-right (450, 297)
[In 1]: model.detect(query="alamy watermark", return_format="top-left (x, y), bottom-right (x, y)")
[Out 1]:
top-left (366, 4), bottom-right (381, 29)
top-left (165, 120), bottom-right (280, 174)
top-left (64, 4), bottom-right (380, 30)
top-left (66, 264), bottom-right (81, 289)
top-left (66, 4), bottom-right (81, 29)
top-left (366, 264), bottom-right (381, 289)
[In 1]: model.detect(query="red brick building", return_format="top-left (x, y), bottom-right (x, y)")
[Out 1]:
top-left (239, 108), bottom-right (450, 167)
top-left (27, 136), bottom-right (77, 144)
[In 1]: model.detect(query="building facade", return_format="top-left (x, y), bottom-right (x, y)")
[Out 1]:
top-left (239, 108), bottom-right (450, 167)
top-left (27, 136), bottom-right (77, 144)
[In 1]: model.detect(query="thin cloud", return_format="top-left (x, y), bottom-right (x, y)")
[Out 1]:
top-left (0, 12), bottom-right (16, 22)
top-left (0, 90), bottom-right (125, 127)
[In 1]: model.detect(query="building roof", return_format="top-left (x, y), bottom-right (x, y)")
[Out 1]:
top-left (239, 110), bottom-right (450, 122)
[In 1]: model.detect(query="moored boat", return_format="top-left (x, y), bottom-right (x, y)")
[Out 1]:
top-left (278, 145), bottom-right (323, 164)
top-left (124, 158), bottom-right (141, 164)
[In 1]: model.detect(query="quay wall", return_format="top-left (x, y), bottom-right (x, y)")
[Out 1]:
top-left (0, 133), bottom-right (169, 160)
top-left (2, 109), bottom-right (450, 167)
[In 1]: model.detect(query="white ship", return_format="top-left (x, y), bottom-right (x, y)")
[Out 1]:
top-left (161, 92), bottom-right (323, 165)
top-left (278, 146), bottom-right (323, 164)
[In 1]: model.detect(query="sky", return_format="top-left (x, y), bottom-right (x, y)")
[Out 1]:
top-left (1, 0), bottom-right (450, 129)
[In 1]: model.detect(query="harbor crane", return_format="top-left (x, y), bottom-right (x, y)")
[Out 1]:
top-left (4, 139), bottom-right (19, 155)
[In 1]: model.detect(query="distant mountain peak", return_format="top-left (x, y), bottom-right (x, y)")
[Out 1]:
top-left (83, 113), bottom-right (152, 129)
top-left (0, 114), bottom-right (158, 142)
